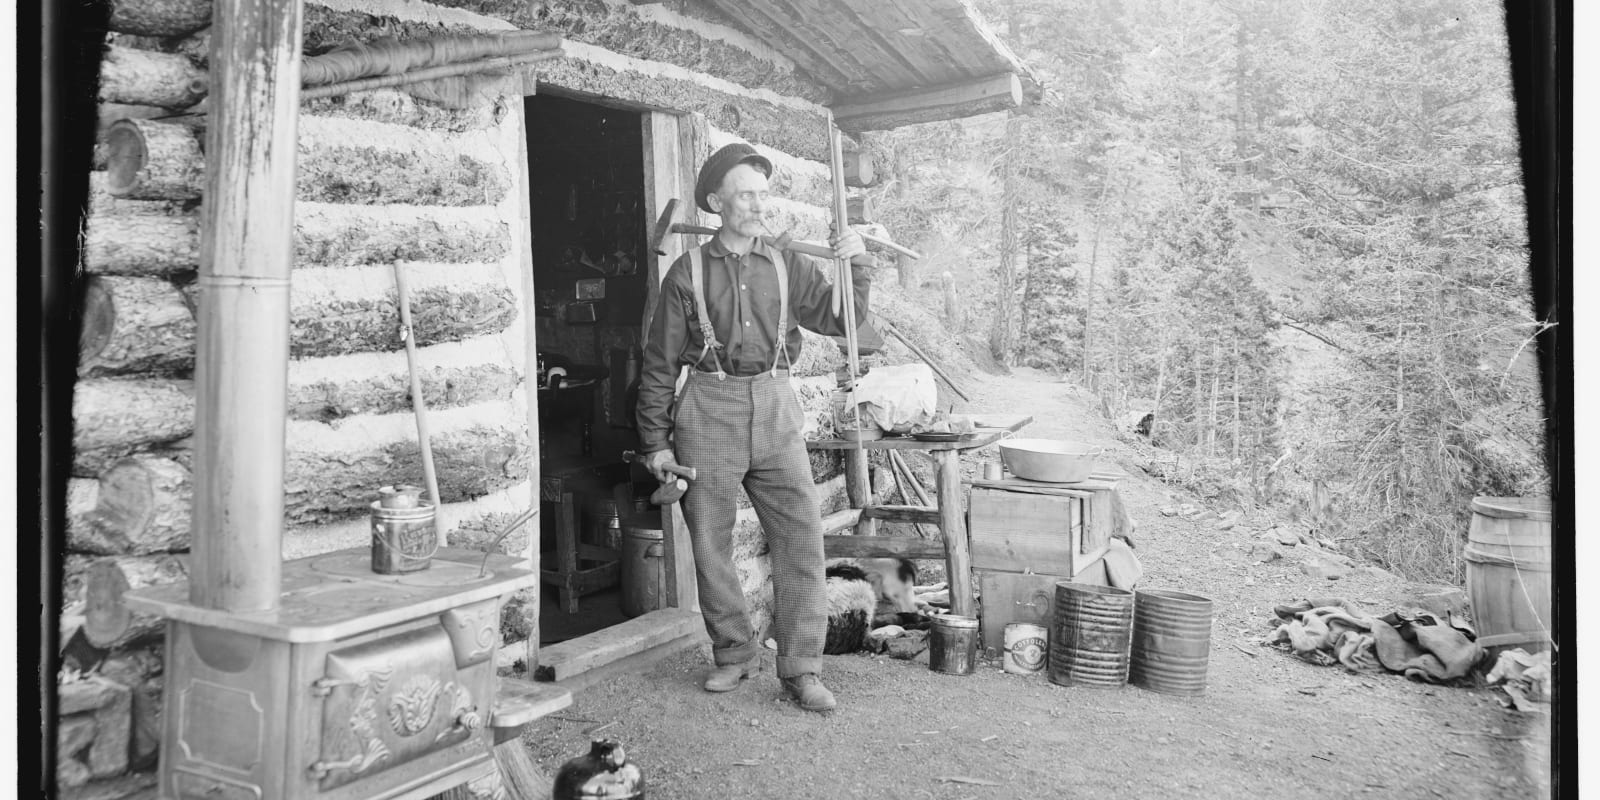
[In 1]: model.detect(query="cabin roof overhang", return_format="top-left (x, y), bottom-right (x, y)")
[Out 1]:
top-left (644, 0), bottom-right (1043, 133)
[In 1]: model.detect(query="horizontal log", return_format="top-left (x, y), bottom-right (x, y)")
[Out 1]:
top-left (68, 479), bottom-right (101, 549)
top-left (303, 88), bottom-right (500, 133)
top-left (283, 402), bottom-right (531, 525)
top-left (307, 0), bottom-right (828, 103)
top-left (835, 73), bottom-right (1025, 133)
top-left (822, 534), bottom-right (947, 560)
top-left (82, 554), bottom-right (190, 650)
top-left (530, 41), bottom-right (834, 163)
top-left (109, 0), bottom-right (211, 37)
top-left (70, 455), bottom-right (192, 555)
top-left (72, 377), bottom-right (195, 477)
top-left (819, 508), bottom-right (863, 536)
top-left (96, 102), bottom-right (172, 139)
top-left (88, 172), bottom-right (189, 217)
top-left (295, 143), bottom-right (510, 206)
top-left (103, 118), bottom-right (205, 200)
top-left (98, 45), bottom-right (208, 109)
top-left (294, 203), bottom-right (511, 266)
top-left (287, 338), bottom-right (522, 421)
top-left (860, 504), bottom-right (941, 526)
top-left (82, 210), bottom-right (201, 276)
top-left (78, 275), bottom-right (197, 377)
top-left (276, 265), bottom-right (520, 358)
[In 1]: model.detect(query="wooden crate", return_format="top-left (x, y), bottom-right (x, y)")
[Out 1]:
top-left (968, 483), bottom-right (1114, 576)
top-left (976, 565), bottom-right (1110, 653)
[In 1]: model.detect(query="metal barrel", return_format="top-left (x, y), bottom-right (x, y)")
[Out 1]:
top-left (1049, 582), bottom-right (1135, 688)
top-left (620, 513), bottom-right (666, 618)
top-left (1129, 589), bottom-right (1214, 696)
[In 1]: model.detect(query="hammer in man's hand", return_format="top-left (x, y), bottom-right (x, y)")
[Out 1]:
top-left (622, 450), bottom-right (698, 505)
top-left (648, 198), bottom-right (919, 263)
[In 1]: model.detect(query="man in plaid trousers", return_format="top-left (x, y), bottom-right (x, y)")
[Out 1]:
top-left (636, 142), bottom-right (869, 712)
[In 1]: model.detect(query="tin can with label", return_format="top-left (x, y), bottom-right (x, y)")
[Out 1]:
top-left (1003, 622), bottom-right (1048, 674)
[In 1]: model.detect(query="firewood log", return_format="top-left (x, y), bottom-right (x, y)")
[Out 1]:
top-left (70, 455), bottom-right (192, 555)
top-left (98, 45), bottom-right (208, 109)
top-left (78, 275), bottom-right (197, 376)
top-left (109, 0), bottom-right (211, 37)
top-left (171, 26), bottom-right (211, 66)
top-left (82, 211), bottom-right (201, 276)
top-left (88, 171), bottom-right (189, 217)
top-left (95, 102), bottom-right (171, 139)
top-left (102, 118), bottom-right (205, 200)
top-left (82, 554), bottom-right (190, 650)
top-left (72, 377), bottom-right (196, 477)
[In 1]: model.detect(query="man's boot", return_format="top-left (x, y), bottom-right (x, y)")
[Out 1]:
top-left (702, 659), bottom-right (758, 692)
top-left (781, 674), bottom-right (836, 712)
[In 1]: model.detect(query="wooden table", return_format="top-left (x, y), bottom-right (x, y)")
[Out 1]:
top-left (806, 414), bottom-right (1033, 618)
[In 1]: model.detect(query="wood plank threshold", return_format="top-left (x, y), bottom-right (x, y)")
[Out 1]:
top-left (533, 607), bottom-right (703, 683)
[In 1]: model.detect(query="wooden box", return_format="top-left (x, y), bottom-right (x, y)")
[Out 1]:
top-left (977, 565), bottom-right (1109, 654)
top-left (967, 479), bottom-right (1117, 576)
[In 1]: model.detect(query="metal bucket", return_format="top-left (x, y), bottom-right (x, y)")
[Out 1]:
top-left (370, 497), bottom-right (437, 575)
top-left (928, 613), bottom-right (980, 675)
top-left (1003, 622), bottom-right (1048, 674)
top-left (1130, 589), bottom-right (1214, 695)
top-left (1049, 582), bottom-right (1134, 688)
top-left (620, 513), bottom-right (666, 618)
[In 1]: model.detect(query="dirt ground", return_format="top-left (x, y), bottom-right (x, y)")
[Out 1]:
top-left (516, 368), bottom-right (1554, 799)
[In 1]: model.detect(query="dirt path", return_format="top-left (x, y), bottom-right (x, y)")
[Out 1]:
top-left (517, 368), bottom-right (1551, 799)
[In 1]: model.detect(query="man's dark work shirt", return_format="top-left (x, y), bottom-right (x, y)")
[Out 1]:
top-left (636, 235), bottom-right (870, 453)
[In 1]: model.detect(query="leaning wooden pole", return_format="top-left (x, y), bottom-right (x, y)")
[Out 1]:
top-left (828, 112), bottom-right (875, 537)
top-left (188, 0), bottom-right (304, 613)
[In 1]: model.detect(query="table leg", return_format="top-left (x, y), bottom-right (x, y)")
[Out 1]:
top-left (845, 449), bottom-right (878, 536)
top-left (557, 492), bottom-right (580, 613)
top-left (934, 450), bottom-right (974, 618)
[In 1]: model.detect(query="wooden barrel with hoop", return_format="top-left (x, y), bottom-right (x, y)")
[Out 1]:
top-left (1463, 496), bottom-right (1552, 655)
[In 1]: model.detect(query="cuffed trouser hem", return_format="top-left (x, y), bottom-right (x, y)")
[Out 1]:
top-left (714, 641), bottom-right (761, 667)
top-left (776, 656), bottom-right (822, 679)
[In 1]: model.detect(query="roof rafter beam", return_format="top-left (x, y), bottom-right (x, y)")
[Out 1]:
top-left (701, 0), bottom-right (868, 95)
top-left (834, 72), bottom-right (1024, 132)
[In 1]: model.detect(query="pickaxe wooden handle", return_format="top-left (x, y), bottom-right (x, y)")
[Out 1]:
top-left (622, 450), bottom-right (698, 481)
top-left (648, 197), bottom-right (918, 263)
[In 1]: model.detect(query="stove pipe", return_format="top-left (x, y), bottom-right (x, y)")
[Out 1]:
top-left (188, 0), bottom-right (304, 613)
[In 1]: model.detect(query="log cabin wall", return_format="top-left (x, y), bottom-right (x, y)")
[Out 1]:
top-left (60, 0), bottom-right (883, 792)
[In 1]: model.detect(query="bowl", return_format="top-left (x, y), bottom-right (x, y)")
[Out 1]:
top-left (997, 438), bottom-right (1103, 483)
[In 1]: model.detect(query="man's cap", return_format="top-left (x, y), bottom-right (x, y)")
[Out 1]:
top-left (695, 143), bottom-right (774, 213)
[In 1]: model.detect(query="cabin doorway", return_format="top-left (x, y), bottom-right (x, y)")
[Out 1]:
top-left (524, 93), bottom-right (654, 647)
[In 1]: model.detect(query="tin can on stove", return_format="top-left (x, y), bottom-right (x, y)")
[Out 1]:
top-left (371, 490), bottom-right (437, 574)
top-left (928, 613), bottom-right (980, 675)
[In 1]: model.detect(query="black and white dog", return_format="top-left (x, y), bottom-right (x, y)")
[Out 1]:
top-left (823, 558), bottom-right (924, 654)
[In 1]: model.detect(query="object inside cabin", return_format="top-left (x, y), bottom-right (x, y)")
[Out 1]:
top-left (525, 93), bottom-right (657, 644)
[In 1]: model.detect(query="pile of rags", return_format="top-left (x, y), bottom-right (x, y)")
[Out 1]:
top-left (1267, 598), bottom-right (1484, 683)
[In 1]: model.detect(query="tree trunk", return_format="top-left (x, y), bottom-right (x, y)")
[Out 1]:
top-left (990, 112), bottom-right (1022, 366)
top-left (1232, 338), bottom-right (1242, 466)
top-left (70, 455), bottom-right (193, 555)
top-left (82, 211), bottom-right (202, 276)
top-left (98, 45), bottom-right (208, 108)
top-left (941, 271), bottom-right (962, 332)
top-left (82, 554), bottom-right (190, 650)
top-left (1208, 342), bottom-right (1221, 459)
top-left (72, 377), bottom-right (196, 476)
top-left (78, 275), bottom-right (198, 377)
top-left (109, 0), bottom-right (212, 36)
top-left (103, 118), bottom-right (206, 200)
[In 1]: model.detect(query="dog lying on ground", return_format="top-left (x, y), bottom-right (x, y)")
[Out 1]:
top-left (823, 558), bottom-right (929, 654)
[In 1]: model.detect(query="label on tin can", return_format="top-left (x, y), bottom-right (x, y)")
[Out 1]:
top-left (1003, 623), bottom-right (1047, 674)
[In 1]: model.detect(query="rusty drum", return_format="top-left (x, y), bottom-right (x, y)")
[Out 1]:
top-left (1130, 589), bottom-right (1214, 695)
top-left (1049, 582), bottom-right (1134, 688)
